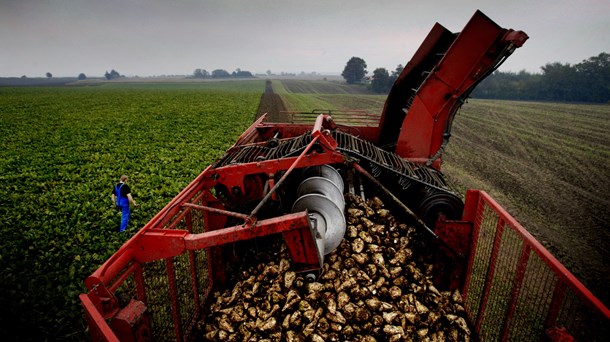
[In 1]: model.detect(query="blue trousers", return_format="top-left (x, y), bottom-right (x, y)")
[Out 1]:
top-left (119, 205), bottom-right (130, 232)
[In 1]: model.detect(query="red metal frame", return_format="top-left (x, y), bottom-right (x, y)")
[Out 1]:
top-left (457, 190), bottom-right (610, 341)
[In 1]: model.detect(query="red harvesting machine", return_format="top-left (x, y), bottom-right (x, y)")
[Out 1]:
top-left (80, 10), bottom-right (609, 341)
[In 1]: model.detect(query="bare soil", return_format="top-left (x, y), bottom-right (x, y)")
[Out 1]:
top-left (256, 80), bottom-right (288, 122)
top-left (443, 99), bottom-right (610, 307)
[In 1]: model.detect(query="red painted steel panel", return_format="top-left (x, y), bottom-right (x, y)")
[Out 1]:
top-left (432, 12), bottom-right (503, 88)
top-left (475, 191), bottom-right (609, 318)
top-left (110, 300), bottom-right (151, 342)
top-left (545, 282), bottom-right (567, 330)
top-left (234, 113), bottom-right (267, 146)
top-left (500, 244), bottom-right (532, 341)
top-left (183, 213), bottom-right (310, 250)
top-left (461, 190), bottom-right (482, 300)
top-left (395, 94), bottom-right (435, 157)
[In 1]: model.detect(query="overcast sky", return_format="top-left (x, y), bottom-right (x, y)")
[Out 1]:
top-left (1, 0), bottom-right (609, 77)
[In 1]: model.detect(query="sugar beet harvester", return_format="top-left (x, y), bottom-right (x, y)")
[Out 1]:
top-left (80, 10), bottom-right (610, 341)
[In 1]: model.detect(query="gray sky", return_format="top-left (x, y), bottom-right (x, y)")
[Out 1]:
top-left (1, 0), bottom-right (609, 77)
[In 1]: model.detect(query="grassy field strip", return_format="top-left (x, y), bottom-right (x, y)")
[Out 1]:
top-left (316, 94), bottom-right (386, 113)
top-left (269, 79), bottom-right (288, 93)
top-left (271, 80), bottom-right (339, 112)
top-left (274, 79), bottom-right (387, 113)
top-left (280, 79), bottom-right (371, 94)
top-left (279, 93), bottom-right (336, 112)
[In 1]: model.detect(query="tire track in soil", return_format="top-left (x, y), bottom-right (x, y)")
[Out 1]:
top-left (255, 80), bottom-right (288, 123)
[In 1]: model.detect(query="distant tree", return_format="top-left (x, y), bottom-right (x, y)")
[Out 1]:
top-left (193, 68), bottom-right (209, 78)
top-left (342, 57), bottom-right (367, 84)
top-left (370, 68), bottom-right (392, 93)
top-left (266, 70), bottom-right (273, 76)
top-left (384, 64), bottom-right (403, 90)
top-left (78, 73), bottom-right (87, 80)
top-left (472, 52), bottom-right (610, 103)
top-left (574, 52), bottom-right (610, 102)
top-left (21, 75), bottom-right (27, 78)
top-left (474, 69), bottom-right (540, 100)
top-left (211, 69), bottom-right (230, 78)
top-left (232, 69), bottom-right (254, 78)
top-left (104, 69), bottom-right (122, 80)
top-left (46, 72), bottom-right (52, 78)
top-left (391, 64), bottom-right (404, 79)
top-left (539, 62), bottom-right (579, 101)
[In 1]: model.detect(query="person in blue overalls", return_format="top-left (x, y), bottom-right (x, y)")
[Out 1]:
top-left (111, 175), bottom-right (138, 232)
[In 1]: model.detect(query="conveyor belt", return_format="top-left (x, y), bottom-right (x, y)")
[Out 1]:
top-left (332, 131), bottom-right (456, 195)
top-left (215, 131), bottom-right (459, 197)
top-left (215, 134), bottom-right (311, 167)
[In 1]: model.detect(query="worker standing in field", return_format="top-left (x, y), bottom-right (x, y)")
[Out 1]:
top-left (111, 175), bottom-right (138, 232)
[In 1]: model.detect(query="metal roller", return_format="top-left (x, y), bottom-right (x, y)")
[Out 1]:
top-left (297, 176), bottom-right (345, 209)
top-left (292, 194), bottom-right (346, 255)
top-left (292, 165), bottom-right (346, 257)
top-left (302, 165), bottom-right (344, 193)
top-left (417, 191), bottom-right (464, 228)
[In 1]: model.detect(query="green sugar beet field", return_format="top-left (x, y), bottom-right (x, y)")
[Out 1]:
top-left (0, 81), bottom-right (262, 340)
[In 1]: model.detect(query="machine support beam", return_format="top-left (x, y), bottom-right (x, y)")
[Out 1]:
top-left (182, 203), bottom-right (250, 222)
top-left (184, 212), bottom-right (311, 250)
top-left (125, 212), bottom-right (316, 267)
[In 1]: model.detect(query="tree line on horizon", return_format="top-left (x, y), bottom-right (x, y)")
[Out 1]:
top-left (190, 68), bottom-right (254, 79)
top-left (343, 52), bottom-right (610, 104)
top-left (471, 52), bottom-right (609, 103)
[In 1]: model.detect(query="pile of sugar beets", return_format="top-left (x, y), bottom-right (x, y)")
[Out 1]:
top-left (199, 193), bottom-right (471, 341)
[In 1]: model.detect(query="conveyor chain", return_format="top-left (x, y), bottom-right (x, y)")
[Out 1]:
top-left (215, 131), bottom-right (458, 197)
top-left (216, 134), bottom-right (312, 167)
top-left (332, 131), bottom-right (456, 195)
